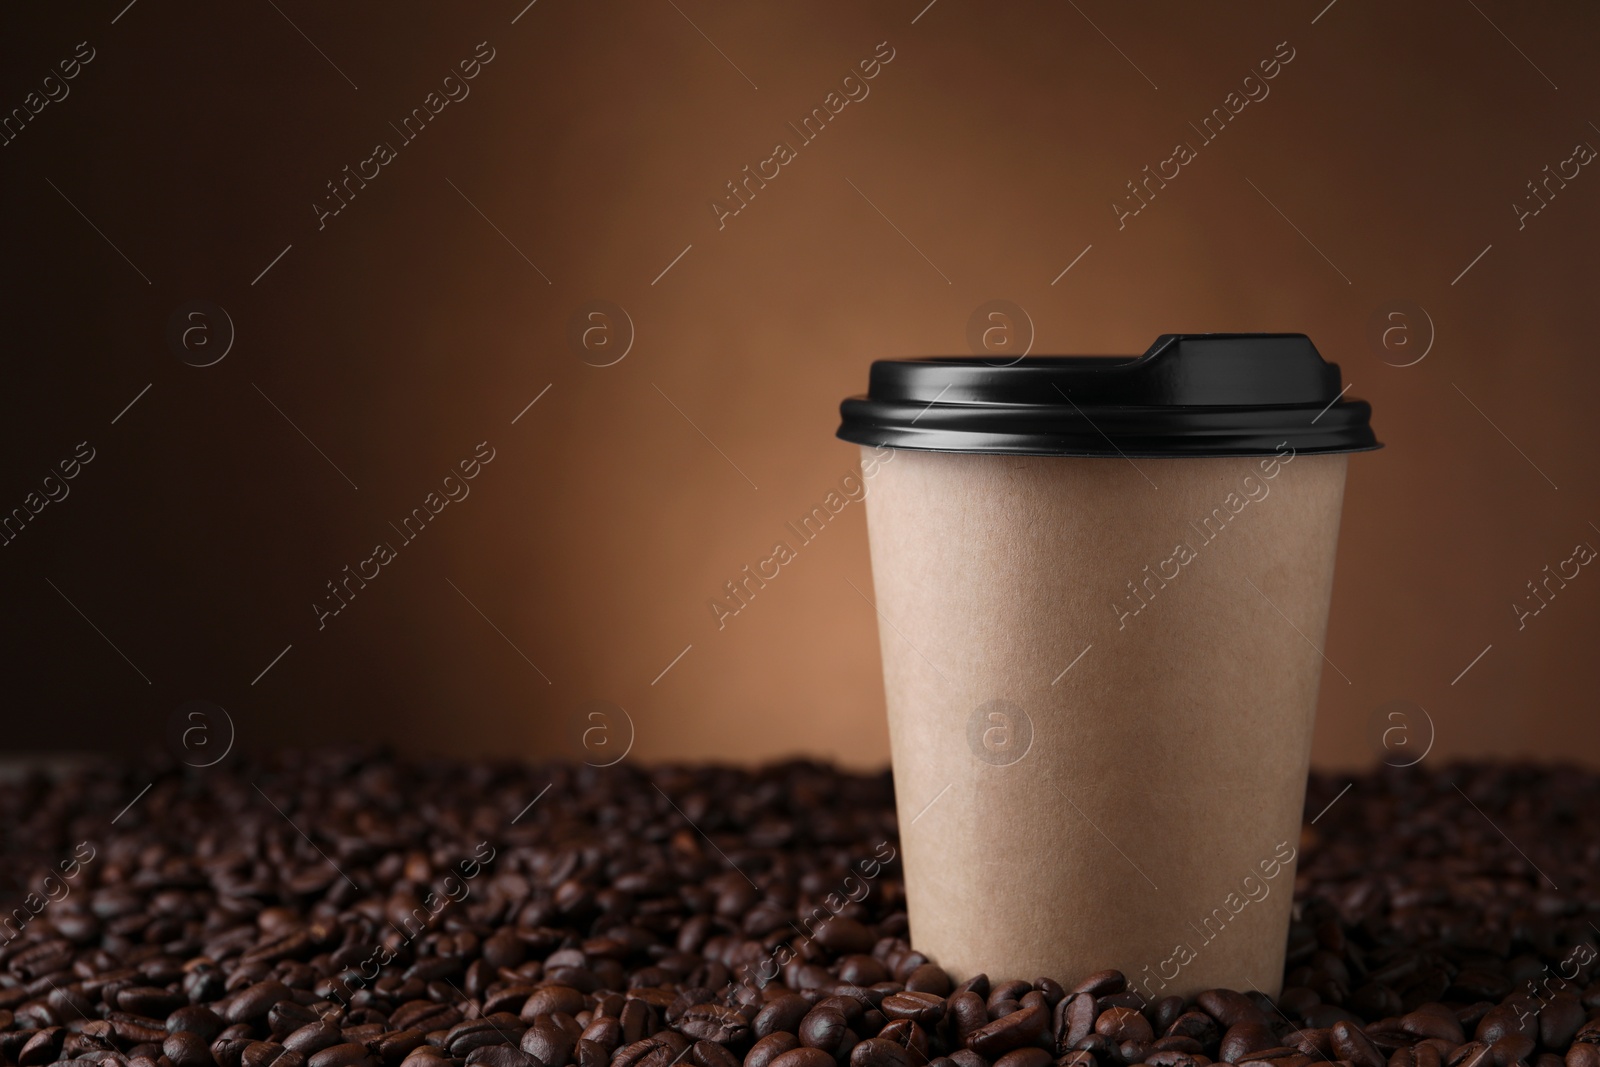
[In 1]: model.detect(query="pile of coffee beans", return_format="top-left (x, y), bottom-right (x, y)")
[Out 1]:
top-left (0, 754), bottom-right (1595, 1067)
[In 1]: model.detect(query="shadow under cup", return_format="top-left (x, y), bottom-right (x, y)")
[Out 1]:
top-left (837, 334), bottom-right (1381, 997)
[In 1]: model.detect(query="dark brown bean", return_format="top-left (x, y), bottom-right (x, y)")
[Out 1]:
top-left (286, 1023), bottom-right (346, 1057)
top-left (1071, 973), bottom-right (1125, 998)
top-left (799, 1008), bottom-right (853, 1055)
top-left (852, 1039), bottom-right (913, 1067)
top-left (524, 988), bottom-right (587, 1023)
top-left (881, 993), bottom-right (945, 1026)
top-left (1197, 992), bottom-right (1269, 1031)
top-left (244, 1042), bottom-right (307, 1067)
top-left (992, 1051), bottom-right (1050, 1067)
top-left (526, 1022), bottom-right (579, 1065)
top-left (1220, 1024), bottom-right (1279, 1064)
top-left (466, 1048), bottom-right (540, 1067)
top-left (877, 1020), bottom-right (931, 1064)
top-left (682, 1005), bottom-right (753, 1046)
top-left (905, 967), bottom-right (952, 998)
top-left (695, 1041), bottom-right (743, 1067)
top-left (1145, 1053), bottom-right (1199, 1067)
top-left (968, 1004), bottom-right (1047, 1059)
top-left (756, 997), bottom-right (815, 1040)
top-left (1541, 996), bottom-right (1585, 1050)
top-left (1331, 1021), bottom-right (1386, 1067)
top-left (815, 919), bottom-right (878, 955)
top-left (1095, 1008), bottom-right (1153, 1046)
top-left (375, 1031), bottom-right (427, 1064)
top-left (747, 1034), bottom-right (802, 1067)
top-left (168, 1005), bottom-right (226, 1041)
top-left (230, 983), bottom-right (296, 1026)
top-left (1166, 1012), bottom-right (1220, 1049)
top-left (949, 992), bottom-right (990, 1049)
top-left (770, 1050), bottom-right (839, 1067)
top-left (310, 1044), bottom-right (378, 1067)
top-left (162, 1029), bottom-right (212, 1067)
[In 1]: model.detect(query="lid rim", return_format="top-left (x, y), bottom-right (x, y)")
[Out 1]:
top-left (837, 333), bottom-right (1381, 459)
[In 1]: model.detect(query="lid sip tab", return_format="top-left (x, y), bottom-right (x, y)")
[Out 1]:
top-left (837, 333), bottom-right (1381, 458)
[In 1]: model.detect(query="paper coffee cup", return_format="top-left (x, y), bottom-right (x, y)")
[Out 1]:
top-left (837, 334), bottom-right (1379, 998)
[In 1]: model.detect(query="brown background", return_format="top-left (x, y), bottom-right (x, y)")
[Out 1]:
top-left (3, 0), bottom-right (1597, 770)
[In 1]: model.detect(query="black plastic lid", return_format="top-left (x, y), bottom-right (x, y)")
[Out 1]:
top-left (836, 333), bottom-right (1380, 457)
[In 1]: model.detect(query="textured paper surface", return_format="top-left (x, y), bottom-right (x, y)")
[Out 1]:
top-left (861, 446), bottom-right (1349, 998)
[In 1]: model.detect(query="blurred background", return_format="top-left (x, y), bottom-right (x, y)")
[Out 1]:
top-left (2, 0), bottom-right (1597, 770)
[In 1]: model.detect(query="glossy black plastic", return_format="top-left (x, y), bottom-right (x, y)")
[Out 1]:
top-left (836, 333), bottom-right (1380, 457)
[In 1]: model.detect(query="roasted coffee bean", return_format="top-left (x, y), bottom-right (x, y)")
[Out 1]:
top-left (1331, 1021), bottom-right (1387, 1067)
top-left (798, 1008), bottom-right (853, 1055)
top-left (680, 1005), bottom-right (752, 1046)
top-left (1151, 1036), bottom-right (1204, 1055)
top-left (1478, 1005), bottom-right (1539, 1046)
top-left (955, 977), bottom-right (991, 1001)
top-left (1070, 1034), bottom-right (1117, 1063)
top-left (620, 999), bottom-right (655, 1045)
top-left (852, 1038), bottom-right (914, 1067)
top-left (949, 992), bottom-right (990, 1049)
top-left (1284, 1029), bottom-right (1332, 1059)
top-left (1072, 972), bottom-right (1126, 998)
top-left (119, 987), bottom-right (187, 1017)
top-left (309, 1044), bottom-right (378, 1067)
top-left (1198, 992), bottom-right (1270, 1031)
top-left (877, 1020), bottom-right (931, 1064)
top-left (840, 957), bottom-right (892, 987)
top-left (165, 1030), bottom-right (213, 1067)
top-left (467, 1047), bottom-right (540, 1067)
top-left (1166, 1012), bottom-right (1220, 1050)
top-left (447, 1016), bottom-right (528, 1056)
top-left (269, 1002), bottom-right (321, 1040)
top-left (992, 1051), bottom-right (1050, 1067)
top-left (817, 997), bottom-right (868, 1026)
top-left (1055, 994), bottom-right (1096, 1054)
top-left (111, 1017), bottom-right (173, 1045)
top-left (1491, 1034), bottom-right (1536, 1067)
top-left (392, 1003), bottom-right (462, 1034)
top-left (747, 1033), bottom-right (802, 1067)
top-left (1220, 1023), bottom-right (1279, 1064)
top-left (1401, 1008), bottom-right (1466, 1046)
top-left (988, 984), bottom-right (1032, 1012)
top-left (19, 1028), bottom-right (65, 1067)
top-left (905, 968), bottom-right (952, 998)
top-left (216, 1037), bottom-right (258, 1067)
top-left (244, 1041), bottom-right (307, 1067)
top-left (229, 983), bottom-right (296, 1026)
top-left (168, 1005), bottom-right (226, 1041)
top-left (400, 1049), bottom-right (452, 1067)
top-left (1145, 1053), bottom-right (1199, 1067)
top-left (946, 1052), bottom-right (987, 1067)
top-left (881, 994), bottom-right (944, 1026)
top-left (1150, 997), bottom-right (1185, 1035)
top-left (693, 1040), bottom-right (742, 1067)
top-left (1096, 1008), bottom-right (1153, 1047)
top-left (374, 1031), bottom-right (427, 1064)
top-left (285, 1022), bottom-right (345, 1056)
top-left (527, 1022), bottom-right (580, 1064)
top-left (769, 1050), bottom-right (838, 1067)
top-left (816, 920), bottom-right (878, 956)
top-left (967, 1004), bottom-right (1046, 1059)
top-left (524, 988), bottom-right (587, 1024)
top-left (1450, 1044), bottom-right (1495, 1067)
top-left (755, 998), bottom-right (813, 1040)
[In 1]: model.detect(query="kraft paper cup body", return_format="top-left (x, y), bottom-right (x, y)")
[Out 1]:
top-left (860, 445), bottom-right (1349, 998)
